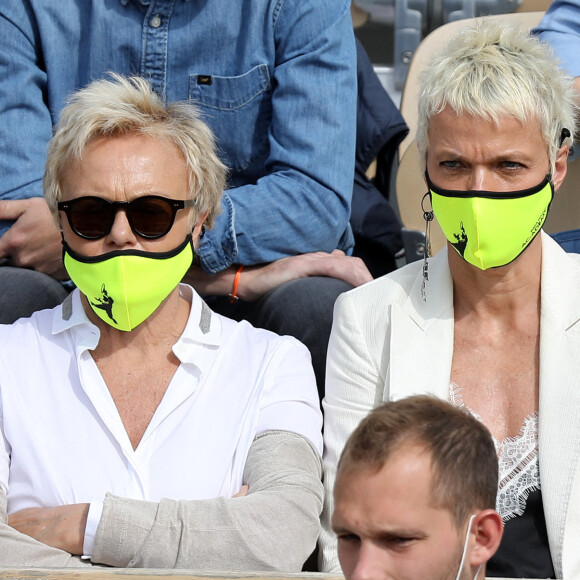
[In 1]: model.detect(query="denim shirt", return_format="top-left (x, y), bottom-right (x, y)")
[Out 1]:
top-left (534, 0), bottom-right (580, 78)
top-left (0, 0), bottom-right (356, 271)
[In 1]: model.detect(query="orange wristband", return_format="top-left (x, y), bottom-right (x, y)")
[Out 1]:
top-left (229, 265), bottom-right (244, 303)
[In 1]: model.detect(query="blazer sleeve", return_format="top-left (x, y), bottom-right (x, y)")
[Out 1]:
top-left (90, 430), bottom-right (323, 571)
top-left (319, 290), bottom-right (387, 572)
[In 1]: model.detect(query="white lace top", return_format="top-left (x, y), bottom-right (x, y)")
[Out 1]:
top-left (449, 383), bottom-right (540, 522)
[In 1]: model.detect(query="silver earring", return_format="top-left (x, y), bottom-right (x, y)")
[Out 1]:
top-left (420, 192), bottom-right (434, 302)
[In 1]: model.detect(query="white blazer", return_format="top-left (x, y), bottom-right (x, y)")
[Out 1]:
top-left (320, 232), bottom-right (580, 579)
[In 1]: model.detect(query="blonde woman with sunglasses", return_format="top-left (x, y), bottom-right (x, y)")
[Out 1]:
top-left (0, 75), bottom-right (323, 570)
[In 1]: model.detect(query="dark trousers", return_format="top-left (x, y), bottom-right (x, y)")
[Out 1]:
top-left (0, 267), bottom-right (69, 324)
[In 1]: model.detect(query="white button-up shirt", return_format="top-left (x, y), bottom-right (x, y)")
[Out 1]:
top-left (0, 285), bottom-right (322, 556)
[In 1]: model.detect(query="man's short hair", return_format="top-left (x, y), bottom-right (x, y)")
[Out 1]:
top-left (44, 73), bottom-right (226, 230)
top-left (337, 395), bottom-right (498, 528)
top-left (416, 21), bottom-right (577, 174)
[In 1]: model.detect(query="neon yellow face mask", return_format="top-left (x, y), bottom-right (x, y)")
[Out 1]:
top-left (428, 174), bottom-right (553, 270)
top-left (63, 235), bottom-right (194, 331)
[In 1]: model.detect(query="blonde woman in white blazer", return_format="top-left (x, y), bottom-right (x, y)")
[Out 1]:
top-left (320, 22), bottom-right (580, 579)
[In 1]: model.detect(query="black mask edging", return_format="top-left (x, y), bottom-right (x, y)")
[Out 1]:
top-left (425, 171), bottom-right (553, 200)
top-left (62, 234), bottom-right (193, 264)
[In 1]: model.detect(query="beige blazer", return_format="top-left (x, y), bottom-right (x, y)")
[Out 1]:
top-left (320, 232), bottom-right (580, 579)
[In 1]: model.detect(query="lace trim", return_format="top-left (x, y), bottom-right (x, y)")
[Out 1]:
top-left (449, 383), bottom-right (540, 522)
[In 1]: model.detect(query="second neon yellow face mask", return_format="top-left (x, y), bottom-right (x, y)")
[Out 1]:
top-left (428, 174), bottom-right (553, 270)
top-left (63, 236), bottom-right (194, 331)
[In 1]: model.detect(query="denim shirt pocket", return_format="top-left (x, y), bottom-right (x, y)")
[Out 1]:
top-left (190, 64), bottom-right (272, 172)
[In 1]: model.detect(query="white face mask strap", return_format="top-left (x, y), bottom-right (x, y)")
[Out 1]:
top-left (455, 514), bottom-right (481, 580)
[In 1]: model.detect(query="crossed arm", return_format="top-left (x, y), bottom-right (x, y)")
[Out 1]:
top-left (2, 431), bottom-right (323, 570)
top-left (0, 491), bottom-right (90, 567)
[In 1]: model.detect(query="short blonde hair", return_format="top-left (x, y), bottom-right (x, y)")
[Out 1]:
top-left (417, 21), bottom-right (577, 174)
top-left (44, 73), bottom-right (226, 230)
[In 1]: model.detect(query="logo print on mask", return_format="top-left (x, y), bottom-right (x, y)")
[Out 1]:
top-left (451, 222), bottom-right (468, 258)
top-left (91, 284), bottom-right (117, 325)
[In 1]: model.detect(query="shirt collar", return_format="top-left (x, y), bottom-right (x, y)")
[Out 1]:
top-left (174, 283), bottom-right (222, 349)
top-left (52, 289), bottom-right (101, 351)
top-left (52, 284), bottom-right (222, 368)
top-left (53, 289), bottom-right (96, 334)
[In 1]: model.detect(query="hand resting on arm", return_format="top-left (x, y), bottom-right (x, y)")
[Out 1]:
top-left (188, 250), bottom-right (373, 302)
top-left (5, 431), bottom-right (323, 570)
top-left (0, 487), bottom-right (91, 567)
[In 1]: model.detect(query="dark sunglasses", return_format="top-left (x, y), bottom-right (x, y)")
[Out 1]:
top-left (57, 195), bottom-right (195, 240)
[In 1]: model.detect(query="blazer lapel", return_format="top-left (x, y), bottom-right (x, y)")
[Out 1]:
top-left (389, 248), bottom-right (455, 402)
top-left (538, 234), bottom-right (580, 579)
top-left (385, 234), bottom-right (580, 577)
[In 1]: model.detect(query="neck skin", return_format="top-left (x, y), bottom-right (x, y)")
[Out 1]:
top-left (82, 284), bottom-right (191, 358)
top-left (449, 234), bottom-right (542, 322)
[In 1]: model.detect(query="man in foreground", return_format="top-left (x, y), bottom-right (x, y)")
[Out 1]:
top-left (332, 396), bottom-right (503, 580)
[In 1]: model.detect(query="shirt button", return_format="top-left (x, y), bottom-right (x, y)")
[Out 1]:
top-left (151, 14), bottom-right (161, 28)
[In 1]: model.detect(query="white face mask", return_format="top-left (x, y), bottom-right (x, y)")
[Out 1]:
top-left (455, 514), bottom-right (482, 580)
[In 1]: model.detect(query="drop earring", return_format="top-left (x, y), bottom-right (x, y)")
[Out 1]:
top-left (421, 192), bottom-right (434, 302)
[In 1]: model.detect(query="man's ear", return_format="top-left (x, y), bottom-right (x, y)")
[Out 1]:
top-left (468, 509), bottom-right (504, 569)
top-left (552, 144), bottom-right (569, 192)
